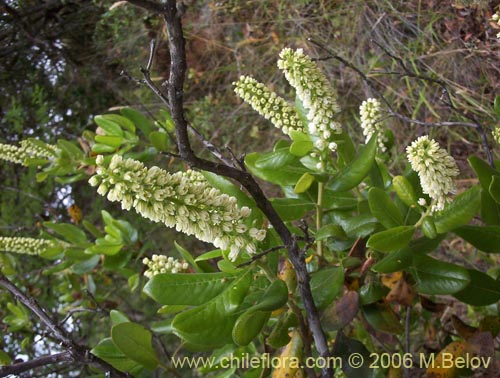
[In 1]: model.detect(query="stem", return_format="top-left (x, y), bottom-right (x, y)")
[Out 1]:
top-left (316, 168), bottom-right (325, 258)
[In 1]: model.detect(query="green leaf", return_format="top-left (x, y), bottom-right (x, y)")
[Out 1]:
top-left (57, 139), bottom-right (83, 159)
top-left (255, 148), bottom-right (296, 169)
top-left (392, 175), bottom-right (418, 207)
top-left (95, 135), bottom-right (124, 148)
top-left (232, 280), bottom-right (287, 346)
top-left (91, 338), bottom-right (141, 373)
top-left (468, 156), bottom-right (499, 190)
top-left (172, 270), bottom-right (252, 347)
top-left (359, 283), bottom-right (390, 305)
top-left (271, 198), bottom-right (315, 221)
top-left (433, 186), bottom-right (481, 234)
top-left (294, 172), bottom-right (315, 194)
top-left (367, 226), bottom-right (415, 253)
top-left (244, 152), bottom-right (307, 186)
top-left (43, 222), bottom-right (88, 246)
top-left (368, 188), bottom-right (403, 229)
top-left (332, 332), bottom-right (372, 378)
top-left (453, 269), bottom-right (500, 306)
top-left (327, 133), bottom-right (377, 192)
top-left (111, 322), bottom-right (158, 371)
top-left (453, 225), bottom-right (500, 253)
top-left (101, 114), bottom-right (136, 132)
top-left (110, 310), bottom-right (130, 325)
top-left (232, 311), bottom-right (270, 346)
top-left (372, 247), bottom-right (413, 273)
top-left (94, 116), bottom-right (124, 136)
top-left (494, 94), bottom-right (500, 118)
top-left (72, 255), bottom-right (100, 274)
top-left (480, 189), bottom-right (500, 225)
top-left (120, 108), bottom-right (154, 136)
top-left (290, 140), bottom-right (313, 157)
top-left (92, 143), bottom-right (116, 153)
top-left (310, 267), bottom-right (344, 309)
top-left (0, 349), bottom-right (12, 366)
top-left (412, 254), bottom-right (470, 295)
top-left (362, 303), bottom-right (403, 334)
top-left (489, 176), bottom-right (500, 203)
top-left (421, 217), bottom-right (437, 239)
top-left (315, 224), bottom-right (346, 241)
top-left (174, 241), bottom-right (204, 273)
top-left (195, 249), bottom-right (223, 262)
top-left (149, 131), bottom-right (169, 152)
top-left (143, 272), bottom-right (240, 305)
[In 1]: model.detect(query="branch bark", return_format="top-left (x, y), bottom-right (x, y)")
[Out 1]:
top-left (0, 273), bottom-right (128, 378)
top-left (126, 1), bottom-right (332, 376)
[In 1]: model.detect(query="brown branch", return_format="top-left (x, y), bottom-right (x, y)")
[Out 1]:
top-left (0, 351), bottom-right (72, 377)
top-left (127, 1), bottom-right (332, 376)
top-left (0, 273), bottom-right (129, 378)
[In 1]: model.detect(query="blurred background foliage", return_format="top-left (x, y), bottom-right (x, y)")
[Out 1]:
top-left (1, 0), bottom-right (499, 376)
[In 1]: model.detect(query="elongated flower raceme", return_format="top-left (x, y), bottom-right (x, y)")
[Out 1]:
top-left (359, 98), bottom-right (388, 153)
top-left (0, 139), bottom-right (57, 165)
top-left (277, 48), bottom-right (342, 151)
top-left (142, 255), bottom-right (189, 278)
top-left (89, 155), bottom-right (266, 261)
top-left (493, 126), bottom-right (500, 145)
top-left (406, 136), bottom-right (459, 212)
top-left (0, 237), bottom-right (56, 256)
top-left (233, 76), bottom-right (305, 135)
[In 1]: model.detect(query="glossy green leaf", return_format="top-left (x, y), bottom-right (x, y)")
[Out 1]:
top-left (171, 270), bottom-right (252, 347)
top-left (489, 176), bottom-right (500, 203)
top-left (359, 283), bottom-right (390, 305)
top-left (244, 152), bottom-right (307, 186)
top-left (294, 172), bottom-right (315, 194)
top-left (367, 226), bottom-right (415, 253)
top-left (315, 224), bottom-right (346, 240)
top-left (0, 349), bottom-right (12, 366)
top-left (327, 133), bottom-right (377, 192)
top-left (144, 271), bottom-right (240, 305)
top-left (310, 267), bottom-right (344, 309)
top-left (94, 135), bottom-right (124, 148)
top-left (268, 311), bottom-right (297, 348)
top-left (91, 338), bottom-right (141, 373)
top-left (94, 116), bottom-right (124, 136)
top-left (149, 131), bottom-right (169, 152)
top-left (120, 107), bottom-right (154, 136)
top-left (433, 186), bottom-right (480, 234)
top-left (421, 217), bottom-right (437, 239)
top-left (368, 188), bottom-right (403, 229)
top-left (412, 254), bottom-right (470, 295)
top-left (110, 310), bottom-right (130, 325)
top-left (453, 269), bottom-right (500, 306)
top-left (72, 255), bottom-right (100, 274)
top-left (247, 279), bottom-right (288, 312)
top-left (43, 222), bottom-right (88, 246)
top-left (101, 114), bottom-right (136, 132)
top-left (57, 140), bottom-right (83, 159)
top-left (92, 143), bottom-right (116, 153)
top-left (362, 303), bottom-right (403, 334)
top-left (392, 175), bottom-right (418, 207)
top-left (468, 156), bottom-right (499, 190)
top-left (111, 322), bottom-right (158, 371)
top-left (255, 148), bottom-right (296, 169)
top-left (339, 213), bottom-right (378, 238)
top-left (233, 311), bottom-right (270, 346)
top-left (454, 225), bottom-right (500, 253)
top-left (290, 140), bottom-right (313, 157)
top-left (332, 331), bottom-right (372, 378)
top-left (480, 189), bottom-right (500, 225)
top-left (271, 197), bottom-right (314, 221)
top-left (195, 249), bottom-right (223, 262)
top-left (372, 247), bottom-right (413, 273)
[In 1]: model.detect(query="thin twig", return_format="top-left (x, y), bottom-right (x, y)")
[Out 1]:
top-left (0, 273), bottom-right (128, 378)
top-left (237, 245), bottom-right (286, 268)
top-left (0, 351), bottom-right (73, 377)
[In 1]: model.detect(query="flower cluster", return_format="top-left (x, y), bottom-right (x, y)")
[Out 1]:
top-left (359, 98), bottom-right (388, 153)
top-left (233, 76), bottom-right (305, 135)
top-left (0, 139), bottom-right (56, 165)
top-left (406, 136), bottom-right (459, 212)
top-left (492, 12), bottom-right (500, 39)
top-left (277, 48), bottom-right (342, 151)
top-left (89, 155), bottom-right (266, 261)
top-left (0, 237), bottom-right (55, 255)
top-left (142, 255), bottom-right (189, 278)
top-left (493, 126), bottom-right (500, 145)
